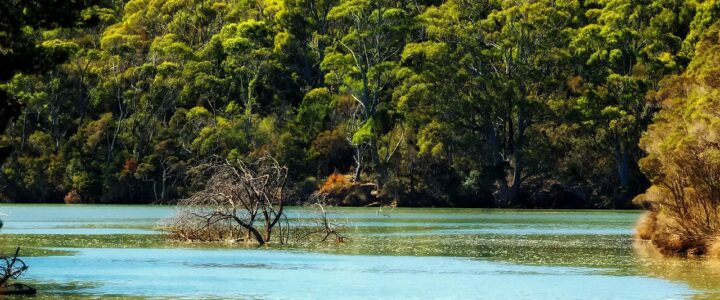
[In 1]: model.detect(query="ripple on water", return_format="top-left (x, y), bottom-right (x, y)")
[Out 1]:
top-left (24, 248), bottom-right (693, 300)
top-left (0, 205), bottom-right (710, 299)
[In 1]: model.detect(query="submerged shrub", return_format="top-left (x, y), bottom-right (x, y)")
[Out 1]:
top-left (163, 155), bottom-right (349, 245)
top-left (164, 155), bottom-right (290, 245)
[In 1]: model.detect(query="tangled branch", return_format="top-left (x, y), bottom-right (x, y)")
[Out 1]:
top-left (0, 247), bottom-right (28, 287)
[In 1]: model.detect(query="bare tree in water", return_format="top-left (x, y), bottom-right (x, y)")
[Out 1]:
top-left (0, 247), bottom-right (35, 295)
top-left (165, 155), bottom-right (351, 245)
top-left (167, 155), bottom-right (290, 245)
top-left (0, 248), bottom-right (27, 287)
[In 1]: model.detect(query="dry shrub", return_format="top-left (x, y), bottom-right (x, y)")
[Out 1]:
top-left (163, 155), bottom-right (350, 245)
top-left (635, 211), bottom-right (657, 240)
top-left (290, 201), bottom-right (350, 244)
top-left (319, 172), bottom-right (350, 194)
top-left (164, 155), bottom-right (290, 245)
top-left (63, 190), bottom-right (82, 204)
top-left (315, 173), bottom-right (379, 206)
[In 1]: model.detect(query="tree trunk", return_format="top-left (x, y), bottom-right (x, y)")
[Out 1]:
top-left (250, 227), bottom-right (265, 245)
top-left (509, 107), bottom-right (526, 207)
top-left (369, 139), bottom-right (386, 189)
top-left (486, 123), bottom-right (511, 207)
top-left (232, 215), bottom-right (265, 245)
top-left (353, 146), bottom-right (363, 182)
top-left (265, 226), bottom-right (272, 243)
top-left (616, 143), bottom-right (631, 188)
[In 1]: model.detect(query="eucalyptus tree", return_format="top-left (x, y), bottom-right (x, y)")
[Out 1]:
top-left (0, 0), bottom-right (102, 164)
top-left (401, 0), bottom-right (579, 206)
top-left (321, 0), bottom-right (414, 187)
top-left (569, 0), bottom-right (693, 201)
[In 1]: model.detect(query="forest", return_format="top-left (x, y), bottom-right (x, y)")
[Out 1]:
top-left (1, 0), bottom-right (719, 208)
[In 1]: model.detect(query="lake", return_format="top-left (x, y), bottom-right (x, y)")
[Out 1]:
top-left (1, 204), bottom-right (719, 299)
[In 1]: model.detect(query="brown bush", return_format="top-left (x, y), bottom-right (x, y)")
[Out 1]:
top-left (635, 211), bottom-right (657, 240)
top-left (63, 190), bottom-right (82, 204)
top-left (319, 172), bottom-right (350, 194)
top-left (634, 22), bottom-right (720, 257)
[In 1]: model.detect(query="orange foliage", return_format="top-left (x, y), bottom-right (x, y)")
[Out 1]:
top-left (121, 159), bottom-right (138, 177)
top-left (64, 190), bottom-right (82, 204)
top-left (567, 75), bottom-right (583, 93)
top-left (319, 172), bottom-right (350, 194)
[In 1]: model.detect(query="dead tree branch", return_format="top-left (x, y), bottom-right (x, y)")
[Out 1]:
top-left (165, 154), bottom-right (288, 245)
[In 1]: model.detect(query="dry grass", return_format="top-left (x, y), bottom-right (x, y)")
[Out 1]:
top-left (63, 190), bottom-right (82, 204)
top-left (635, 211), bottom-right (657, 240)
top-left (161, 208), bottom-right (246, 242)
top-left (705, 236), bottom-right (720, 257)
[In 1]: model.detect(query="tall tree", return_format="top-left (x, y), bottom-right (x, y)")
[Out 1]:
top-left (403, 0), bottom-right (578, 206)
top-left (569, 0), bottom-right (692, 202)
top-left (322, 0), bottom-right (412, 187)
top-left (0, 0), bottom-right (100, 163)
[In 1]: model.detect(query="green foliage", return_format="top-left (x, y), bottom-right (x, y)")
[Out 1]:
top-left (0, 0), bottom-right (715, 208)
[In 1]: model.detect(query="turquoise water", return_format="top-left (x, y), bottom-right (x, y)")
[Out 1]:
top-left (0, 205), bottom-right (715, 299)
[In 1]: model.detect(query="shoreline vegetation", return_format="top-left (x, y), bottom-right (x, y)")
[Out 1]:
top-left (0, 0), bottom-right (717, 210)
top-left (633, 22), bottom-right (720, 257)
top-left (0, 0), bottom-right (719, 258)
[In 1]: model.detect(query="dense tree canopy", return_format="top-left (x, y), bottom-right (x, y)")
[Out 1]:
top-left (0, 0), bottom-right (717, 207)
top-left (0, 0), bottom-right (103, 163)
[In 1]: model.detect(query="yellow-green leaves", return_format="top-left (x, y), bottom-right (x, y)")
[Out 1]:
top-left (150, 34), bottom-right (194, 61)
top-left (351, 118), bottom-right (375, 145)
top-left (417, 120), bottom-right (447, 158)
top-left (637, 20), bottom-right (720, 235)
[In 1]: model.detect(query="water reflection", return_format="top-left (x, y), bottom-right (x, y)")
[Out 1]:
top-left (633, 240), bottom-right (720, 299)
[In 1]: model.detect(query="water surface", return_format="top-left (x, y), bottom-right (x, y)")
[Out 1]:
top-left (0, 205), bottom-right (715, 299)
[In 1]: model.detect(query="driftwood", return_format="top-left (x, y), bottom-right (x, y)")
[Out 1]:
top-left (296, 203), bottom-right (349, 243)
top-left (0, 247), bottom-right (35, 295)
